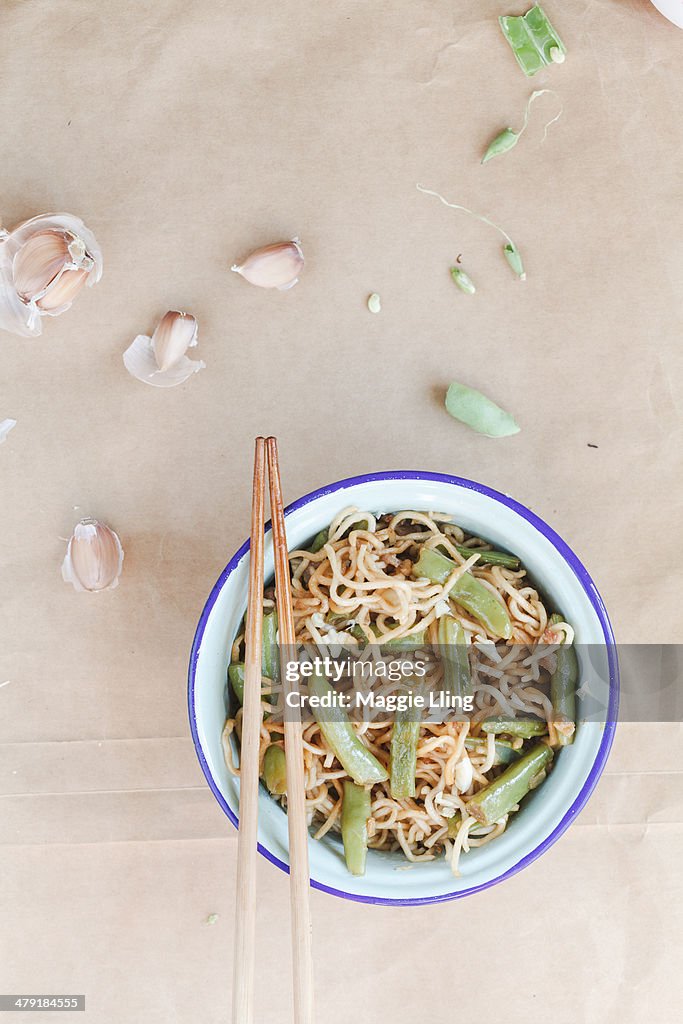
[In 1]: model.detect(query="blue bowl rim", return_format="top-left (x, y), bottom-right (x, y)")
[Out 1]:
top-left (188, 470), bottom-right (619, 906)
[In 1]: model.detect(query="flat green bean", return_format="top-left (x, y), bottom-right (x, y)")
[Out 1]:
top-left (263, 744), bottom-right (287, 796)
top-left (412, 548), bottom-right (512, 639)
top-left (437, 614), bottom-right (471, 700)
top-left (341, 781), bottom-right (372, 876)
top-left (390, 705), bottom-right (420, 799)
top-left (309, 671), bottom-right (388, 785)
top-left (466, 742), bottom-right (553, 825)
top-left (481, 715), bottom-right (548, 738)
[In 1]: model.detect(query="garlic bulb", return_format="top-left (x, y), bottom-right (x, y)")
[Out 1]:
top-left (0, 213), bottom-right (102, 337)
top-left (231, 239), bottom-right (304, 290)
top-left (123, 309), bottom-right (204, 387)
top-left (0, 418), bottom-right (17, 444)
top-left (62, 518), bottom-right (124, 593)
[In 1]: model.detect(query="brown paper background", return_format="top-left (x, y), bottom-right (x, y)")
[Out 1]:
top-left (1, 1), bottom-right (682, 1021)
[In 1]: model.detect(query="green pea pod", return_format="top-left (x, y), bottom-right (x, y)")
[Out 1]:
top-left (261, 610), bottom-right (279, 682)
top-left (549, 613), bottom-right (577, 746)
top-left (263, 744), bottom-right (287, 796)
top-left (450, 267), bottom-right (476, 294)
top-left (481, 715), bottom-right (548, 738)
top-left (482, 127), bottom-right (519, 164)
top-left (464, 736), bottom-right (521, 766)
top-left (466, 742), bottom-right (553, 825)
top-left (309, 670), bottom-right (389, 785)
top-left (437, 615), bottom-right (470, 700)
top-left (390, 705), bottom-right (420, 799)
top-left (382, 629), bottom-right (427, 650)
top-left (228, 662), bottom-right (245, 705)
top-left (499, 5), bottom-right (566, 77)
top-left (454, 544), bottom-right (520, 569)
top-left (412, 547), bottom-right (512, 639)
top-left (447, 812), bottom-right (462, 839)
top-left (341, 781), bottom-right (372, 876)
top-left (308, 528), bottom-right (329, 553)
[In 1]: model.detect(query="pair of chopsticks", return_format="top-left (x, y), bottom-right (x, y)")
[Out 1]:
top-left (232, 437), bottom-right (314, 1024)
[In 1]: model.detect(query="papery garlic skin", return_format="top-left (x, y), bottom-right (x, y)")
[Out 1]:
top-left (0, 418), bottom-right (17, 445)
top-left (231, 239), bottom-right (304, 290)
top-left (0, 213), bottom-right (102, 337)
top-left (62, 518), bottom-right (124, 593)
top-left (151, 310), bottom-right (198, 372)
top-left (123, 309), bottom-right (204, 388)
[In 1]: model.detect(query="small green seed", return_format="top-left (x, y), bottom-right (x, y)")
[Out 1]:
top-left (503, 243), bottom-right (526, 280)
top-left (450, 267), bottom-right (476, 294)
top-left (367, 292), bottom-right (381, 313)
top-left (482, 127), bottom-right (519, 164)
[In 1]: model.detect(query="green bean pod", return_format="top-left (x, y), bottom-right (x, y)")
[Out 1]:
top-left (464, 736), bottom-right (521, 766)
top-left (308, 671), bottom-right (389, 785)
top-left (308, 528), bottom-right (329, 553)
top-left (263, 744), bottom-right (287, 796)
top-left (481, 715), bottom-right (548, 738)
top-left (412, 548), bottom-right (512, 639)
top-left (228, 662), bottom-right (245, 705)
top-left (437, 614), bottom-right (471, 700)
top-left (549, 613), bottom-right (577, 746)
top-left (390, 706), bottom-right (421, 799)
top-left (341, 781), bottom-right (372, 876)
top-left (465, 742), bottom-right (554, 825)
top-left (261, 610), bottom-right (279, 682)
top-left (453, 544), bottom-right (520, 569)
top-left (383, 628), bottom-right (427, 650)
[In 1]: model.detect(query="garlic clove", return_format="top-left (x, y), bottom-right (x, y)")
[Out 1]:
top-left (62, 518), bottom-right (124, 593)
top-left (37, 267), bottom-right (90, 311)
top-left (151, 310), bottom-right (198, 372)
top-left (123, 331), bottom-right (205, 388)
top-left (454, 755), bottom-right (473, 793)
top-left (0, 418), bottom-right (17, 444)
top-left (13, 230), bottom-right (70, 300)
top-left (231, 238), bottom-right (304, 290)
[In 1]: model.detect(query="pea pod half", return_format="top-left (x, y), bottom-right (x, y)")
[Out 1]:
top-left (308, 671), bottom-right (388, 786)
top-left (341, 781), bottom-right (372, 876)
top-left (465, 742), bottom-right (553, 825)
top-left (412, 548), bottom-right (512, 639)
top-left (549, 613), bottom-right (577, 746)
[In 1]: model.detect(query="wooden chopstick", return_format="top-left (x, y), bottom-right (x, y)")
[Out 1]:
top-left (266, 436), bottom-right (315, 1024)
top-left (232, 437), bottom-right (266, 1024)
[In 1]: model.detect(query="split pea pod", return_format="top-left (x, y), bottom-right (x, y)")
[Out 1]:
top-left (549, 613), bottom-right (577, 746)
top-left (453, 545), bottom-right (520, 569)
top-left (263, 744), bottom-right (287, 795)
top-left (261, 610), bottom-right (279, 682)
top-left (412, 548), bottom-right (512, 639)
top-left (481, 715), bottom-right (548, 738)
top-left (341, 781), bottom-right (372, 876)
top-left (383, 628), bottom-right (427, 650)
top-left (437, 614), bottom-right (471, 700)
top-left (465, 742), bottom-right (554, 825)
top-left (309, 670), bottom-right (388, 785)
top-left (228, 662), bottom-right (246, 705)
top-left (390, 703), bottom-right (421, 799)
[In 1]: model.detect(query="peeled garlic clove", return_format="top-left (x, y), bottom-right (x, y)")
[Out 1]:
top-left (454, 755), bottom-right (473, 793)
top-left (0, 418), bottom-right (17, 444)
top-left (151, 310), bottom-right (198, 372)
top-left (231, 239), bottom-right (304, 290)
top-left (62, 518), bottom-right (124, 593)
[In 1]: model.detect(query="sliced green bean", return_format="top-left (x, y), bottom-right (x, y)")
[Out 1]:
top-left (263, 744), bottom-right (287, 796)
top-left (481, 715), bottom-right (548, 738)
top-left (390, 704), bottom-right (421, 799)
top-left (454, 544), bottom-right (520, 569)
top-left (308, 528), bottom-right (329, 553)
top-left (261, 610), bottom-right (279, 682)
top-left (228, 662), bottom-right (245, 705)
top-left (383, 628), bottom-right (427, 650)
top-left (437, 614), bottom-right (471, 700)
top-left (309, 670), bottom-right (388, 785)
top-left (341, 781), bottom-right (372, 876)
top-left (466, 742), bottom-right (553, 825)
top-left (412, 548), bottom-right (512, 639)
top-left (549, 613), bottom-right (577, 746)
top-left (464, 736), bottom-right (521, 766)
top-left (447, 812), bottom-right (462, 839)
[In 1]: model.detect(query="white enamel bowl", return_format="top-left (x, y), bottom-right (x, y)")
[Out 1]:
top-left (189, 472), bottom-right (618, 905)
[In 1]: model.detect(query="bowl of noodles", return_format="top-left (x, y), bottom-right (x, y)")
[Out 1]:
top-left (189, 471), bottom-right (618, 905)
